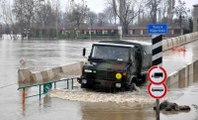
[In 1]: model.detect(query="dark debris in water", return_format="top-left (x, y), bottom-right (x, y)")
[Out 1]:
top-left (153, 100), bottom-right (191, 112)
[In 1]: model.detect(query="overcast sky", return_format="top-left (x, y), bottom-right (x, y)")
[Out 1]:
top-left (59, 0), bottom-right (198, 13)
top-left (2, 0), bottom-right (198, 14)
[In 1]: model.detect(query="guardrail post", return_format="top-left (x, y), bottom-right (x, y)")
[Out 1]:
top-left (67, 80), bottom-right (69, 89)
top-left (18, 77), bottom-right (78, 101)
top-left (72, 78), bottom-right (74, 89)
top-left (22, 88), bottom-right (25, 103)
top-left (39, 85), bottom-right (41, 100)
top-left (54, 82), bottom-right (56, 89)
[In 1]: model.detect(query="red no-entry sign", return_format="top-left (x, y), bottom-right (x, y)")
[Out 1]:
top-left (148, 83), bottom-right (167, 99)
top-left (147, 65), bottom-right (168, 99)
top-left (147, 65), bottom-right (167, 85)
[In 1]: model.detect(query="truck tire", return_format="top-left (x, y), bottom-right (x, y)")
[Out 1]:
top-left (81, 84), bottom-right (92, 89)
top-left (126, 76), bottom-right (137, 91)
top-left (129, 83), bottom-right (135, 92)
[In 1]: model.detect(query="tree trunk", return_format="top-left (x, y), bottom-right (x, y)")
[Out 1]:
top-left (122, 22), bottom-right (128, 35)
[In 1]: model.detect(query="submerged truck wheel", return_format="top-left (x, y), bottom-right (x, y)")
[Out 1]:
top-left (81, 83), bottom-right (93, 89)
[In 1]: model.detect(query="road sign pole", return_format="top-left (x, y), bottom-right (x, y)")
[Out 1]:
top-left (148, 24), bottom-right (168, 120)
top-left (152, 34), bottom-right (162, 120)
top-left (156, 99), bottom-right (160, 120)
top-left (152, 35), bottom-right (162, 65)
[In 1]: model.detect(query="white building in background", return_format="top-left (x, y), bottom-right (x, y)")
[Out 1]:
top-left (2, 34), bottom-right (22, 40)
top-left (193, 3), bottom-right (198, 32)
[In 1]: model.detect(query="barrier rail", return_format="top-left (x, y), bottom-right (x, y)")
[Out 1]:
top-left (163, 32), bottom-right (198, 51)
top-left (18, 77), bottom-right (77, 102)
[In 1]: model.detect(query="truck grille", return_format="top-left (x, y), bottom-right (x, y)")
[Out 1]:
top-left (96, 70), bottom-right (116, 81)
top-left (85, 73), bottom-right (95, 79)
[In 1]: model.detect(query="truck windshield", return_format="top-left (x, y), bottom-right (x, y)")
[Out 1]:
top-left (91, 45), bottom-right (130, 62)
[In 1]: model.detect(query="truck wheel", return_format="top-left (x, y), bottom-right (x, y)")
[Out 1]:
top-left (81, 84), bottom-right (86, 88)
top-left (110, 87), bottom-right (116, 93)
top-left (129, 83), bottom-right (135, 92)
top-left (134, 75), bottom-right (146, 86)
top-left (81, 84), bottom-right (92, 89)
top-left (141, 75), bottom-right (146, 83)
top-left (126, 76), bottom-right (137, 91)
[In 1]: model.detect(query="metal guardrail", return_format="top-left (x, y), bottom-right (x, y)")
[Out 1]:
top-left (18, 77), bottom-right (77, 101)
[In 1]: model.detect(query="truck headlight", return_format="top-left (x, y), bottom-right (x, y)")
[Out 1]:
top-left (115, 73), bottom-right (122, 80)
top-left (82, 79), bottom-right (87, 84)
top-left (115, 83), bottom-right (121, 88)
top-left (84, 69), bottom-right (92, 73)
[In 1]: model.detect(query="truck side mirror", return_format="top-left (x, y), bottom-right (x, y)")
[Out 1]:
top-left (83, 48), bottom-right (86, 56)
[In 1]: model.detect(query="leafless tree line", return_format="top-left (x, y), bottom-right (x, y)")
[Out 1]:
top-left (0, 0), bottom-right (191, 38)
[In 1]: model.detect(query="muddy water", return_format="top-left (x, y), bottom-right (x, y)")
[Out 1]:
top-left (49, 81), bottom-right (198, 120)
top-left (1, 39), bottom-right (198, 120)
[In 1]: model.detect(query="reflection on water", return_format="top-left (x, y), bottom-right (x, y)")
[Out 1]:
top-left (0, 39), bottom-right (93, 120)
top-left (0, 39), bottom-right (93, 87)
top-left (80, 102), bottom-right (155, 120)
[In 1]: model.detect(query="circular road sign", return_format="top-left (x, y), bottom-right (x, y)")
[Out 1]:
top-left (147, 65), bottom-right (167, 85)
top-left (148, 83), bottom-right (167, 99)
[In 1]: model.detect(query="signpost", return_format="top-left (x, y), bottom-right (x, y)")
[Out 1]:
top-left (147, 65), bottom-right (167, 120)
top-left (147, 23), bottom-right (168, 120)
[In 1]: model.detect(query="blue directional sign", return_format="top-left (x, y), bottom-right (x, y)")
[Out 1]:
top-left (147, 24), bottom-right (168, 35)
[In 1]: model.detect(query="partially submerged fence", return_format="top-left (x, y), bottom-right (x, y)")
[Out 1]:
top-left (18, 77), bottom-right (78, 102)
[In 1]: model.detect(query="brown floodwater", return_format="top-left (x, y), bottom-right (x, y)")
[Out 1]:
top-left (0, 39), bottom-right (198, 120)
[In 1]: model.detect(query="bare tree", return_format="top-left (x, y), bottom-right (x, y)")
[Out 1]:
top-left (33, 0), bottom-right (63, 38)
top-left (109, 0), bottom-right (146, 34)
top-left (35, 1), bottom-right (54, 26)
top-left (97, 13), bottom-right (108, 26)
top-left (103, 6), bottom-right (117, 24)
top-left (13, 0), bottom-right (41, 38)
top-left (167, 0), bottom-right (175, 24)
top-left (0, 0), bottom-right (19, 39)
top-left (146, 0), bottom-right (162, 23)
top-left (51, 0), bottom-right (62, 37)
top-left (174, 0), bottom-right (190, 29)
top-left (66, 0), bottom-right (89, 30)
top-left (0, 0), bottom-right (14, 31)
top-left (136, 12), bottom-right (151, 27)
top-left (86, 11), bottom-right (97, 26)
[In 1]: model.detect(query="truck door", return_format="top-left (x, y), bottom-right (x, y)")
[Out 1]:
top-left (129, 48), bottom-right (136, 75)
top-left (134, 46), bottom-right (142, 75)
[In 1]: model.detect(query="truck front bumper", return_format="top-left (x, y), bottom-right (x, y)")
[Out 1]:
top-left (77, 77), bottom-right (123, 88)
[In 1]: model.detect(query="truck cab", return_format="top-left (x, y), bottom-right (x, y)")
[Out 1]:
top-left (78, 40), bottom-right (152, 90)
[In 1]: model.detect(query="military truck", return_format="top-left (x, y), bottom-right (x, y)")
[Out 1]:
top-left (77, 40), bottom-right (152, 90)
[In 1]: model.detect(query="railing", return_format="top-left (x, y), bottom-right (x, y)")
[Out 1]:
top-left (18, 77), bottom-right (77, 102)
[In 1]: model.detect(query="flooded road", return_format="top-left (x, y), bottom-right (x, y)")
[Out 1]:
top-left (0, 39), bottom-right (198, 120)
